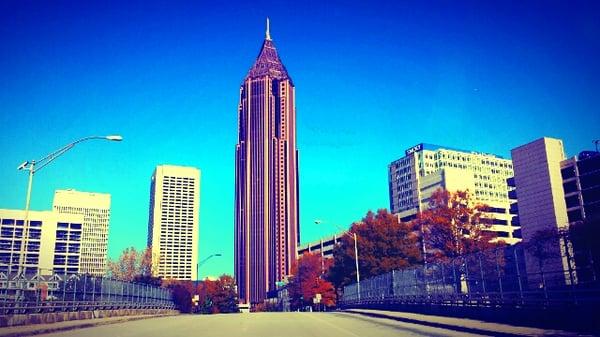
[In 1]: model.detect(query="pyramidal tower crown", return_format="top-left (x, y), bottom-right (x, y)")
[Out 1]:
top-left (245, 18), bottom-right (291, 81)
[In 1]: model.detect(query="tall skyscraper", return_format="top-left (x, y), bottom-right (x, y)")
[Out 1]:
top-left (148, 165), bottom-right (200, 280)
top-left (235, 19), bottom-right (299, 304)
top-left (53, 189), bottom-right (111, 276)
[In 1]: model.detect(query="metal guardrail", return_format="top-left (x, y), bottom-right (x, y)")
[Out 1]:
top-left (0, 271), bottom-right (175, 315)
top-left (341, 235), bottom-right (600, 309)
top-left (0, 300), bottom-right (174, 315)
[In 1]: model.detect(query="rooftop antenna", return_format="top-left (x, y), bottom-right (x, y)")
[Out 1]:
top-left (266, 17), bottom-right (271, 40)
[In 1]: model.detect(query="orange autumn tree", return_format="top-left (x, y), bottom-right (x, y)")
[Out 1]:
top-left (288, 252), bottom-right (336, 310)
top-left (328, 209), bottom-right (422, 290)
top-left (412, 189), bottom-right (503, 262)
top-left (161, 279), bottom-right (194, 313)
top-left (199, 275), bottom-right (239, 314)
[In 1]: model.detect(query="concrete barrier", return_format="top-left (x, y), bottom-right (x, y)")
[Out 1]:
top-left (0, 309), bottom-right (178, 328)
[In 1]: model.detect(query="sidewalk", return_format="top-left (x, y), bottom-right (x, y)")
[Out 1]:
top-left (0, 314), bottom-right (174, 337)
top-left (344, 309), bottom-right (590, 337)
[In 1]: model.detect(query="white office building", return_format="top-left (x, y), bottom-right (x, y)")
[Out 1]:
top-left (0, 209), bottom-right (84, 276)
top-left (53, 189), bottom-right (111, 276)
top-left (148, 165), bottom-right (200, 280)
top-left (388, 143), bottom-right (520, 244)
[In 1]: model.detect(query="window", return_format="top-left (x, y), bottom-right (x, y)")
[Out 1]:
top-left (565, 195), bottom-right (580, 208)
top-left (513, 229), bottom-right (522, 238)
top-left (486, 207), bottom-right (506, 214)
top-left (563, 181), bottom-right (578, 194)
top-left (561, 166), bottom-right (576, 180)
top-left (29, 221), bottom-right (42, 227)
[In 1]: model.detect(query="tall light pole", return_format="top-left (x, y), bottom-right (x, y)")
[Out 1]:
top-left (195, 253), bottom-right (222, 312)
top-left (314, 220), bottom-right (361, 301)
top-left (196, 253), bottom-right (222, 284)
top-left (16, 135), bottom-right (123, 280)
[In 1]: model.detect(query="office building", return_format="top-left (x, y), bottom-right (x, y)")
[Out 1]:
top-left (53, 189), bottom-right (110, 276)
top-left (148, 165), bottom-right (200, 280)
top-left (235, 20), bottom-right (300, 304)
top-left (0, 209), bottom-right (84, 275)
top-left (511, 137), bottom-right (573, 286)
top-left (511, 138), bottom-right (569, 239)
top-left (511, 137), bottom-right (600, 286)
top-left (388, 143), bottom-right (520, 244)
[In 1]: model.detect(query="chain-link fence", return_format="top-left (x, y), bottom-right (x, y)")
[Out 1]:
top-left (0, 268), bottom-right (174, 314)
top-left (341, 233), bottom-right (600, 308)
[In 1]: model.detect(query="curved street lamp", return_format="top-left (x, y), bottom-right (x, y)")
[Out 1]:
top-left (16, 135), bottom-right (123, 278)
top-left (195, 253), bottom-right (222, 312)
top-left (196, 253), bottom-right (222, 283)
top-left (315, 219), bottom-right (361, 301)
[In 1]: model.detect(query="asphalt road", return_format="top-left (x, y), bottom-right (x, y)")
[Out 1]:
top-left (36, 312), bottom-right (491, 337)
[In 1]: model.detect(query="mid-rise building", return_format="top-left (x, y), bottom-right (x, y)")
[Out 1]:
top-left (148, 165), bottom-right (200, 280)
top-left (388, 143), bottom-right (520, 243)
top-left (297, 234), bottom-right (342, 259)
top-left (53, 189), bottom-right (110, 276)
top-left (511, 137), bottom-right (573, 287)
top-left (561, 151), bottom-right (600, 223)
top-left (0, 209), bottom-right (84, 275)
top-left (511, 138), bottom-right (569, 239)
top-left (235, 20), bottom-right (300, 304)
top-left (511, 137), bottom-right (600, 286)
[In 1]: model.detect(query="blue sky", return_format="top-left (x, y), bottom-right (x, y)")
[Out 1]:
top-left (1, 0), bottom-right (599, 278)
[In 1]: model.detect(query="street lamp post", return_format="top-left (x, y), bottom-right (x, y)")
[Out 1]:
top-left (196, 253), bottom-right (222, 284)
top-left (16, 135), bottom-right (123, 281)
top-left (195, 253), bottom-right (222, 312)
top-left (352, 232), bottom-right (360, 301)
top-left (314, 220), bottom-right (361, 302)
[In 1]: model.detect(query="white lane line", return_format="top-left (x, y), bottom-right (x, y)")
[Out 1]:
top-left (305, 313), bottom-right (362, 337)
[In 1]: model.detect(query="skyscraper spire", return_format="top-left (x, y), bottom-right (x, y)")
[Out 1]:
top-left (246, 17), bottom-right (290, 81)
top-left (266, 17), bottom-right (271, 41)
top-left (236, 21), bottom-right (299, 305)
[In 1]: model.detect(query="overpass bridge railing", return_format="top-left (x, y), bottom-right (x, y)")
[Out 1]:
top-left (341, 235), bottom-right (600, 309)
top-left (0, 269), bottom-right (174, 314)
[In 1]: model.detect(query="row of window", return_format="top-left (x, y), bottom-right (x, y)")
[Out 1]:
top-left (55, 206), bottom-right (109, 214)
top-left (57, 222), bottom-right (83, 229)
top-left (1, 219), bottom-right (37, 226)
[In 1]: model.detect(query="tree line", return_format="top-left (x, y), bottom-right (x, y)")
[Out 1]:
top-left (107, 247), bottom-right (237, 313)
top-left (288, 189), bottom-right (506, 311)
top-left (107, 188), bottom-right (600, 312)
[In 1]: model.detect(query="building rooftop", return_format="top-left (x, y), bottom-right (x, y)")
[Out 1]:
top-left (391, 143), bottom-right (507, 164)
top-left (244, 19), bottom-right (291, 82)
